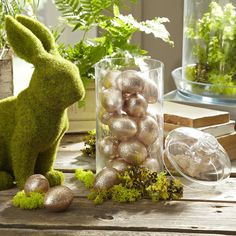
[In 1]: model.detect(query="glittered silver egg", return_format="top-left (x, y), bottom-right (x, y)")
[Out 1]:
top-left (103, 70), bottom-right (121, 89)
top-left (137, 116), bottom-right (159, 146)
top-left (101, 88), bottom-right (123, 113)
top-left (116, 70), bottom-right (145, 94)
top-left (44, 186), bottom-right (74, 212)
top-left (24, 174), bottom-right (49, 197)
top-left (108, 159), bottom-right (129, 172)
top-left (99, 136), bottom-right (119, 159)
top-left (94, 167), bottom-right (120, 190)
top-left (147, 138), bottom-right (162, 159)
top-left (142, 78), bottom-right (159, 103)
top-left (123, 94), bottom-right (148, 117)
top-left (118, 139), bottom-right (147, 165)
top-left (98, 108), bottom-right (113, 125)
top-left (109, 115), bottom-right (137, 140)
top-left (142, 158), bottom-right (162, 173)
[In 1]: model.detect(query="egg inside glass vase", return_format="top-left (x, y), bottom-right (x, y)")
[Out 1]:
top-left (95, 58), bottom-right (164, 185)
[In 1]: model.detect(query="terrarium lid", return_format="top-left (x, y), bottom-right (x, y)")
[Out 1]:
top-left (164, 127), bottom-right (231, 187)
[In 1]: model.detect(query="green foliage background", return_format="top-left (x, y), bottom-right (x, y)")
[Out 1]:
top-left (185, 2), bottom-right (236, 96)
top-left (0, 0), bottom-right (39, 50)
top-left (54, 0), bottom-right (173, 87)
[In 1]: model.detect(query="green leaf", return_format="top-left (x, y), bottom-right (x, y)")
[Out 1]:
top-left (113, 4), bottom-right (120, 17)
top-left (117, 14), bottom-right (173, 45)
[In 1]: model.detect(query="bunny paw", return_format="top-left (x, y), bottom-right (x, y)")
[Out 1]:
top-left (45, 170), bottom-right (64, 187)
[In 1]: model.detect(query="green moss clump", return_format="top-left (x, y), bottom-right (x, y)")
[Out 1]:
top-left (45, 170), bottom-right (65, 187)
top-left (81, 130), bottom-right (96, 158)
top-left (111, 184), bottom-right (141, 203)
top-left (75, 167), bottom-right (183, 205)
top-left (146, 173), bottom-right (183, 202)
top-left (75, 168), bottom-right (95, 189)
top-left (12, 191), bottom-right (45, 210)
top-left (87, 189), bottom-right (109, 205)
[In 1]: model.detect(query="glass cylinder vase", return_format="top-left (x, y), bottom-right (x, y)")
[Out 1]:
top-left (182, 0), bottom-right (236, 99)
top-left (95, 58), bottom-right (164, 175)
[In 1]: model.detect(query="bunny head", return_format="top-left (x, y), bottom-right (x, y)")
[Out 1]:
top-left (5, 15), bottom-right (85, 109)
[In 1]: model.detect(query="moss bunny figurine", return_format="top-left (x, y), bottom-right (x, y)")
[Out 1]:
top-left (0, 15), bottom-right (85, 190)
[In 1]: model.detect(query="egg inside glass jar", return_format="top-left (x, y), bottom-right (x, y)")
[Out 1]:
top-left (96, 58), bottom-right (163, 183)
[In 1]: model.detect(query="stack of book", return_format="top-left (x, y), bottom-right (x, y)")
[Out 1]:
top-left (164, 102), bottom-right (236, 161)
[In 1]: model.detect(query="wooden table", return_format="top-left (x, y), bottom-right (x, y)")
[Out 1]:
top-left (0, 135), bottom-right (236, 236)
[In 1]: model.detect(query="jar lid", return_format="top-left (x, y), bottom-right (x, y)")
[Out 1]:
top-left (164, 127), bottom-right (231, 186)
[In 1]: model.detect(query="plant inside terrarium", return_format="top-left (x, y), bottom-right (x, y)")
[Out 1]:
top-left (185, 2), bottom-right (236, 96)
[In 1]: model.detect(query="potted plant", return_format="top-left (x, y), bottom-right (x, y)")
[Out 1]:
top-left (0, 0), bottom-right (38, 99)
top-left (179, 1), bottom-right (236, 100)
top-left (54, 0), bottom-right (173, 132)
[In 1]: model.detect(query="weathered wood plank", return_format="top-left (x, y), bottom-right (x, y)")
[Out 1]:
top-left (231, 161), bottom-right (236, 177)
top-left (0, 228), bottom-right (229, 236)
top-left (55, 139), bottom-right (95, 172)
top-left (1, 173), bottom-right (236, 204)
top-left (0, 196), bottom-right (235, 234)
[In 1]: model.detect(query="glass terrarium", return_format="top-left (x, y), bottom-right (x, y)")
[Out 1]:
top-left (174, 0), bottom-right (236, 102)
top-left (95, 58), bottom-right (164, 178)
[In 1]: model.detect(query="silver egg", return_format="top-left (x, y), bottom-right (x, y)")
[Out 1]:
top-left (109, 115), bottom-right (137, 141)
top-left (118, 139), bottom-right (147, 165)
top-left (103, 70), bottom-right (121, 89)
top-left (147, 138), bottom-right (162, 159)
top-left (123, 94), bottom-right (148, 117)
top-left (98, 108), bottom-right (113, 125)
top-left (99, 136), bottom-right (119, 159)
top-left (101, 88), bottom-right (123, 113)
top-left (137, 116), bottom-right (159, 146)
top-left (142, 158), bottom-right (162, 173)
top-left (142, 78), bottom-right (159, 103)
top-left (94, 167), bottom-right (120, 190)
top-left (44, 186), bottom-right (74, 212)
top-left (108, 159), bottom-right (129, 172)
top-left (116, 70), bottom-right (145, 94)
top-left (24, 174), bottom-right (49, 197)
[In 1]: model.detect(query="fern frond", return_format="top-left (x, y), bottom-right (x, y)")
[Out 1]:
top-left (54, 0), bottom-right (81, 17)
top-left (117, 14), bottom-right (174, 45)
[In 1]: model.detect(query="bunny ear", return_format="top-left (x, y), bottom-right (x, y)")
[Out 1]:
top-left (5, 16), bottom-right (45, 64)
top-left (16, 15), bottom-right (57, 54)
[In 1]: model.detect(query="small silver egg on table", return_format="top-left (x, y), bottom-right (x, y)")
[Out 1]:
top-left (94, 167), bottom-right (120, 190)
top-left (44, 186), bottom-right (74, 212)
top-left (24, 174), bottom-right (49, 197)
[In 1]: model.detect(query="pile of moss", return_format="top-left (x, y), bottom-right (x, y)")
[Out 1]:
top-left (81, 130), bottom-right (96, 158)
top-left (12, 191), bottom-right (45, 209)
top-left (75, 167), bottom-right (183, 205)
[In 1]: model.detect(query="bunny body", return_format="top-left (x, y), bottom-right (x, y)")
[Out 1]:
top-left (0, 16), bottom-right (85, 190)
